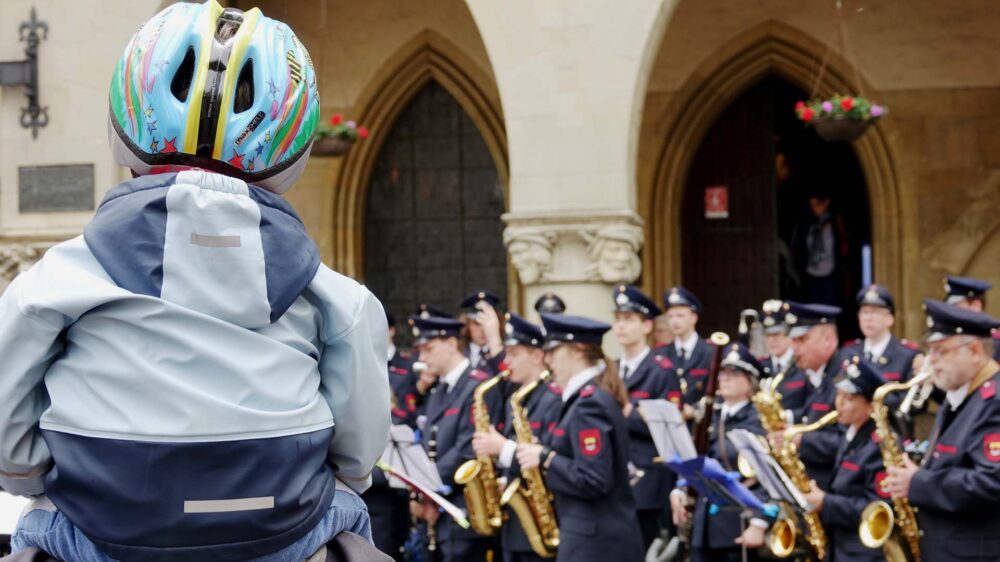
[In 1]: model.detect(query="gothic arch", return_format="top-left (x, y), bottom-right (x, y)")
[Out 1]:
top-left (329, 30), bottom-right (508, 280)
top-left (644, 20), bottom-right (911, 328)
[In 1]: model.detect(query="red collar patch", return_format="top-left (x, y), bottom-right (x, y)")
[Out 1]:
top-left (840, 460), bottom-right (860, 472)
top-left (783, 380), bottom-right (806, 390)
top-left (580, 385), bottom-right (595, 397)
top-left (390, 366), bottom-right (409, 376)
top-left (469, 370), bottom-right (489, 381)
top-left (655, 355), bottom-right (674, 369)
top-left (579, 428), bottom-right (602, 456)
top-left (667, 390), bottom-right (682, 404)
top-left (811, 402), bottom-right (831, 412)
top-left (548, 383), bottom-right (563, 395)
top-left (980, 380), bottom-right (996, 400)
top-left (629, 391), bottom-right (650, 399)
top-left (985, 433), bottom-right (1000, 462)
top-left (883, 372), bottom-right (901, 381)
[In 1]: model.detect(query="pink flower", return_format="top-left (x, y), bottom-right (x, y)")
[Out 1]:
top-left (347, 120), bottom-right (356, 128)
top-left (330, 114), bottom-right (343, 125)
top-left (822, 101), bottom-right (834, 113)
top-left (870, 104), bottom-right (885, 117)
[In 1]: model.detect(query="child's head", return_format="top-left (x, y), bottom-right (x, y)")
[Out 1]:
top-left (109, 1), bottom-right (319, 194)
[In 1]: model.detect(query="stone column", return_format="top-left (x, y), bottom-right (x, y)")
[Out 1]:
top-left (466, 0), bottom-right (678, 333)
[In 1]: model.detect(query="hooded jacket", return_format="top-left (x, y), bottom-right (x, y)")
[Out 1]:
top-left (0, 170), bottom-right (390, 561)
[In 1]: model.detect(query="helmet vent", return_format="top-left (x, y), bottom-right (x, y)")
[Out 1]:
top-left (216, 8), bottom-right (244, 42)
top-left (234, 59), bottom-right (254, 113)
top-left (170, 47), bottom-right (196, 102)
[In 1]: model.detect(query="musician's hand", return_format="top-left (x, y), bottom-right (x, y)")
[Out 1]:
top-left (516, 443), bottom-right (544, 470)
top-left (409, 500), bottom-right (424, 519)
top-left (911, 353), bottom-right (924, 374)
top-left (803, 480), bottom-right (825, 512)
top-left (669, 491), bottom-right (688, 526)
top-left (735, 524), bottom-right (765, 548)
top-left (682, 403), bottom-right (696, 421)
top-left (768, 430), bottom-right (785, 450)
top-left (416, 371), bottom-right (437, 394)
top-left (476, 304), bottom-right (505, 356)
top-left (622, 402), bottom-right (634, 418)
top-left (885, 454), bottom-right (918, 499)
top-left (423, 503), bottom-right (440, 525)
top-left (472, 426), bottom-right (506, 457)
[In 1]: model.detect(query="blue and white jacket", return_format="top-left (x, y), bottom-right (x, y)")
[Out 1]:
top-left (0, 171), bottom-right (390, 562)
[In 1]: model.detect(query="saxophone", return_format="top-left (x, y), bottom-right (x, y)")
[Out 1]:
top-left (500, 371), bottom-right (559, 558)
top-left (858, 371), bottom-right (929, 562)
top-left (771, 409), bottom-right (840, 560)
top-left (454, 371), bottom-right (507, 536)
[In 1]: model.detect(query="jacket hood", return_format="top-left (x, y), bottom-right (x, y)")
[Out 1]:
top-left (84, 170), bottom-right (319, 328)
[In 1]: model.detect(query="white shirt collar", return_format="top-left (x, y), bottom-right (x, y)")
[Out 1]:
top-left (864, 334), bottom-right (891, 360)
top-left (675, 332), bottom-right (700, 356)
top-left (619, 346), bottom-right (650, 378)
top-left (845, 424), bottom-right (859, 443)
top-left (946, 382), bottom-right (971, 410)
top-left (442, 358), bottom-right (471, 392)
top-left (774, 347), bottom-right (794, 371)
top-left (562, 364), bottom-right (605, 403)
top-left (721, 400), bottom-right (749, 420)
top-left (387, 344), bottom-right (397, 362)
top-left (806, 362), bottom-right (828, 389)
top-left (469, 343), bottom-right (483, 360)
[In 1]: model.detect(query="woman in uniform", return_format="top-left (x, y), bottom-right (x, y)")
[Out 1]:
top-left (516, 312), bottom-right (644, 562)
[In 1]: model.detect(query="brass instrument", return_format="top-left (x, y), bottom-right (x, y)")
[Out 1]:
top-left (858, 371), bottom-right (929, 562)
top-left (898, 358), bottom-right (933, 420)
top-left (500, 371), bottom-right (559, 558)
top-left (454, 371), bottom-right (508, 536)
top-left (772, 410), bottom-right (839, 560)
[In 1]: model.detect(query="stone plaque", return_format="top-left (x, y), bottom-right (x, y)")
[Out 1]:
top-left (19, 164), bottom-right (95, 213)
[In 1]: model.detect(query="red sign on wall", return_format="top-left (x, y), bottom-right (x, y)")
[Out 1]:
top-left (705, 186), bottom-right (729, 219)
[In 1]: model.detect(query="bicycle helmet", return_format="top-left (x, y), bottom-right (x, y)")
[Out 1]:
top-left (109, 0), bottom-right (319, 194)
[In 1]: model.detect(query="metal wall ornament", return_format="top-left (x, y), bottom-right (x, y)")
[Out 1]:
top-left (0, 8), bottom-right (49, 138)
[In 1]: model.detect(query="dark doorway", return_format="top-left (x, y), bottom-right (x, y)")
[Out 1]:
top-left (364, 81), bottom-right (507, 346)
top-left (680, 76), bottom-right (870, 340)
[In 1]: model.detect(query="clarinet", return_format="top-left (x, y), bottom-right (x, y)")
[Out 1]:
top-left (427, 424), bottom-right (439, 557)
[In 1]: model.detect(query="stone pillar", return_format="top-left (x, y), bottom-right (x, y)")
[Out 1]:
top-left (466, 0), bottom-right (678, 336)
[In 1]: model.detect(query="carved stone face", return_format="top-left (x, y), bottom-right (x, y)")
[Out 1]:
top-left (596, 239), bottom-right (640, 282)
top-left (508, 239), bottom-right (551, 284)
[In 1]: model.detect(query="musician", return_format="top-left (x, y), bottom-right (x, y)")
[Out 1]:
top-left (759, 300), bottom-right (809, 412)
top-left (803, 355), bottom-right (890, 562)
top-left (883, 300), bottom-right (1000, 561)
top-left (471, 313), bottom-right (562, 562)
top-left (387, 310), bottom-right (419, 428)
top-left (670, 342), bottom-right (770, 562)
top-left (460, 290), bottom-right (507, 374)
top-left (535, 293), bottom-right (567, 315)
top-left (612, 285), bottom-right (684, 550)
top-left (653, 313), bottom-right (674, 348)
top-left (944, 275), bottom-right (1000, 361)
top-left (840, 285), bottom-right (921, 386)
top-left (516, 313), bottom-right (644, 562)
top-left (409, 314), bottom-right (504, 562)
top-left (773, 302), bottom-right (845, 490)
top-left (661, 286), bottom-right (713, 406)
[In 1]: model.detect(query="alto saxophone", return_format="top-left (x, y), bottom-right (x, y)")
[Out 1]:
top-left (858, 371), bottom-right (929, 562)
top-left (454, 371), bottom-right (507, 536)
top-left (500, 371), bottom-right (559, 558)
top-left (772, 409), bottom-right (840, 560)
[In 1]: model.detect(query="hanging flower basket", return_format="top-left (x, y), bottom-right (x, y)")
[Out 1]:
top-left (311, 114), bottom-right (369, 157)
top-left (795, 95), bottom-right (886, 142)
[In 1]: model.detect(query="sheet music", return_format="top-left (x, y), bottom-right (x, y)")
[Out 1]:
top-left (637, 399), bottom-right (697, 461)
top-left (727, 428), bottom-right (809, 510)
top-left (380, 424), bottom-right (444, 491)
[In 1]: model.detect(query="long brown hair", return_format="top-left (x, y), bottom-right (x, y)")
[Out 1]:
top-left (574, 343), bottom-right (629, 409)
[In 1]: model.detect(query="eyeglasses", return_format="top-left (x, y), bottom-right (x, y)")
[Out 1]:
top-left (927, 340), bottom-right (974, 358)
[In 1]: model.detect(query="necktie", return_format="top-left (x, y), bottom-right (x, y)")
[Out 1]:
top-left (865, 349), bottom-right (874, 362)
top-left (621, 365), bottom-right (630, 380)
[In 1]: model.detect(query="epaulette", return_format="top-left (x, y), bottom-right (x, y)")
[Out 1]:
top-left (654, 354), bottom-right (674, 369)
top-left (469, 370), bottom-right (489, 381)
top-left (900, 339), bottom-right (920, 351)
top-left (841, 338), bottom-right (862, 349)
top-left (980, 379), bottom-right (996, 400)
top-left (579, 385), bottom-right (595, 398)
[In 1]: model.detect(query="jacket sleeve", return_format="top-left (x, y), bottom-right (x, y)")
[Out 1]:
top-left (909, 399), bottom-right (1000, 512)
top-left (0, 270), bottom-right (66, 496)
top-left (434, 398), bottom-right (477, 488)
top-left (820, 451), bottom-right (883, 528)
top-left (798, 424), bottom-right (843, 474)
top-left (314, 270), bottom-right (390, 493)
top-left (546, 397), bottom-right (617, 499)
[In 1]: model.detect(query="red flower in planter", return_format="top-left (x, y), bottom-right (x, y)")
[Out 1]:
top-left (357, 126), bottom-right (369, 139)
top-left (331, 114), bottom-right (343, 125)
top-left (801, 108), bottom-right (815, 122)
top-left (795, 101), bottom-right (806, 112)
top-left (840, 97), bottom-right (854, 111)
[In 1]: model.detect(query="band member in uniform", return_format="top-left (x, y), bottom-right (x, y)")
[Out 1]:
top-left (803, 355), bottom-right (890, 562)
top-left (410, 314), bottom-right (504, 562)
top-left (883, 300), bottom-right (1000, 561)
top-left (535, 293), bottom-right (567, 315)
top-left (472, 313), bottom-right (562, 562)
top-left (772, 302), bottom-right (844, 490)
top-left (460, 290), bottom-right (507, 374)
top-left (759, 300), bottom-right (808, 412)
top-left (840, 285), bottom-right (921, 386)
top-left (612, 285), bottom-right (683, 550)
top-left (943, 276), bottom-right (1000, 361)
top-left (387, 310), bottom-right (419, 427)
top-left (653, 313), bottom-right (674, 348)
top-left (516, 313), bottom-right (645, 562)
top-left (671, 342), bottom-right (770, 562)
top-left (662, 286), bottom-right (713, 406)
